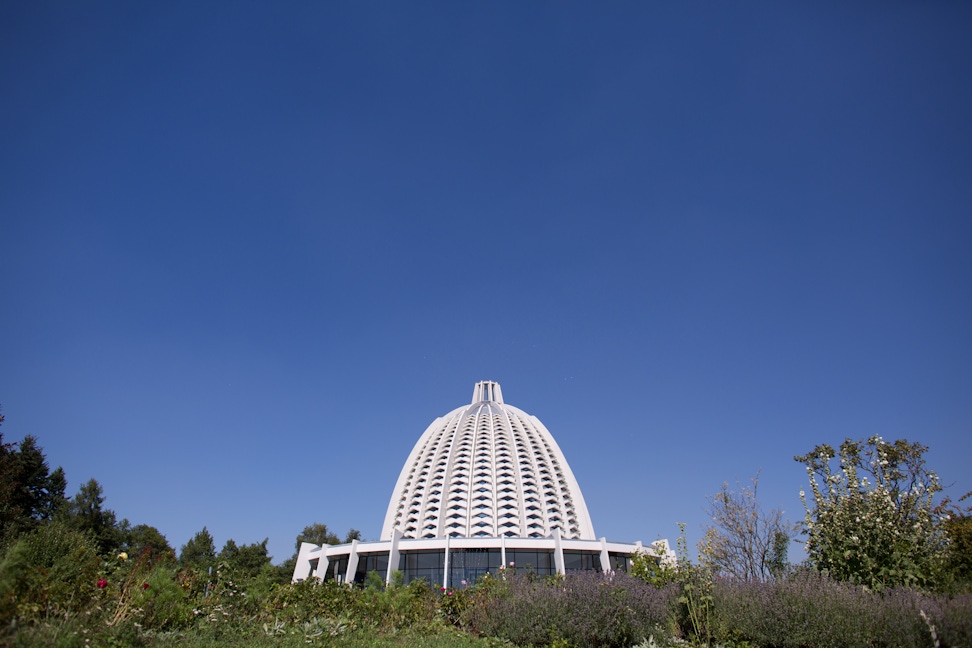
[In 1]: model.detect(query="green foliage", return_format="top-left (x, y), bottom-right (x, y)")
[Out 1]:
top-left (259, 575), bottom-right (440, 636)
top-left (219, 537), bottom-right (271, 580)
top-left (796, 436), bottom-right (949, 589)
top-left (61, 477), bottom-right (122, 555)
top-left (364, 569), bottom-right (385, 590)
top-left (631, 542), bottom-right (678, 588)
top-left (678, 525), bottom-right (716, 645)
top-left (0, 520), bottom-right (101, 629)
top-left (180, 526), bottom-right (216, 569)
top-left (294, 522), bottom-right (340, 549)
top-left (0, 425), bottom-right (68, 544)
top-left (123, 523), bottom-right (175, 563)
top-left (944, 513), bottom-right (972, 590)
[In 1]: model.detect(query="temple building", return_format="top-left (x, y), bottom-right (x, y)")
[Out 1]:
top-left (292, 381), bottom-right (672, 586)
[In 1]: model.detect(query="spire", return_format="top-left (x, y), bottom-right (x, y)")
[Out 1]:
top-left (472, 380), bottom-right (503, 404)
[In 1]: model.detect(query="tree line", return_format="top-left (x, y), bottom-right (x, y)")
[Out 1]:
top-left (3, 402), bottom-right (970, 593)
top-left (0, 406), bottom-right (357, 585)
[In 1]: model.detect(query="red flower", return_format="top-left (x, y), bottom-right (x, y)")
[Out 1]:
top-left (97, 579), bottom-right (108, 589)
top-left (142, 583), bottom-right (150, 590)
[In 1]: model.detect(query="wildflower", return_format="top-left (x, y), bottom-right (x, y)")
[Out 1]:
top-left (447, 590), bottom-right (453, 596)
top-left (118, 552), bottom-right (128, 561)
top-left (142, 583), bottom-right (150, 590)
top-left (461, 580), bottom-right (467, 586)
top-left (509, 561), bottom-right (515, 567)
top-left (97, 579), bottom-right (108, 589)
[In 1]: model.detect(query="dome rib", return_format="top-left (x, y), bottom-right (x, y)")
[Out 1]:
top-left (381, 381), bottom-right (596, 541)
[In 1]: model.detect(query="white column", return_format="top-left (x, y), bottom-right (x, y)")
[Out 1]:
top-left (443, 536), bottom-right (451, 589)
top-left (598, 537), bottom-right (610, 573)
top-left (344, 539), bottom-right (360, 586)
top-left (386, 529), bottom-right (402, 584)
top-left (553, 528), bottom-right (565, 575)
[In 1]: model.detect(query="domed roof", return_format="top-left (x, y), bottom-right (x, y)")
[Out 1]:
top-left (381, 381), bottom-right (596, 541)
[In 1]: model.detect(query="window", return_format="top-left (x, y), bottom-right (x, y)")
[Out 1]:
top-left (353, 552), bottom-right (389, 584)
top-left (399, 550), bottom-right (445, 586)
top-left (608, 552), bottom-right (632, 573)
top-left (321, 554), bottom-right (350, 583)
top-left (563, 551), bottom-right (602, 572)
top-left (505, 549), bottom-right (555, 575)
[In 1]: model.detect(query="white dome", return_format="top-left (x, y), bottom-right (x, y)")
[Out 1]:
top-left (381, 381), bottom-right (596, 541)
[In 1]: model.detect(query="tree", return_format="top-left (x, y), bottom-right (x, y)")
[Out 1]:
top-left (0, 408), bottom-right (68, 543)
top-left (123, 524), bottom-right (174, 562)
top-left (795, 436), bottom-right (948, 589)
top-left (294, 522), bottom-right (340, 550)
top-left (179, 526), bottom-right (216, 569)
top-left (702, 473), bottom-right (796, 581)
top-left (944, 515), bottom-right (972, 590)
top-left (220, 537), bottom-right (271, 579)
top-left (62, 478), bottom-right (120, 555)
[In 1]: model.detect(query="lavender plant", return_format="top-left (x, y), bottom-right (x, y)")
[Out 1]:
top-left (709, 569), bottom-right (972, 648)
top-left (462, 571), bottom-right (677, 647)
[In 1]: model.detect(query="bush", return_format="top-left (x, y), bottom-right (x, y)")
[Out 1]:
top-left (0, 521), bottom-right (101, 627)
top-left (258, 576), bottom-right (440, 638)
top-left (463, 571), bottom-right (677, 647)
top-left (796, 437), bottom-right (949, 590)
top-left (709, 569), bottom-right (972, 648)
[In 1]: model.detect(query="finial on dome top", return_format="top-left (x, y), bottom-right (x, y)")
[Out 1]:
top-left (472, 381), bottom-right (504, 404)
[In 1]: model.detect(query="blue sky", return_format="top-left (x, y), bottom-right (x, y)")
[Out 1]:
top-left (1, 2), bottom-right (970, 565)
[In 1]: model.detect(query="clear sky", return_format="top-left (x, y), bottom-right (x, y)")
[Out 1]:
top-left (1, 2), bottom-right (970, 566)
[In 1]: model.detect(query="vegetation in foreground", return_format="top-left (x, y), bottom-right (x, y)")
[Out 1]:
top-left (2, 405), bottom-right (971, 647)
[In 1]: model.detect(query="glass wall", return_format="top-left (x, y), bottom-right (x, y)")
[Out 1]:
top-left (321, 554), bottom-right (350, 583)
top-left (449, 548), bottom-right (501, 587)
top-left (608, 552), bottom-right (632, 573)
top-left (399, 550), bottom-right (445, 586)
top-left (563, 550), bottom-right (602, 572)
top-left (353, 552), bottom-right (389, 584)
top-left (506, 549), bottom-right (555, 576)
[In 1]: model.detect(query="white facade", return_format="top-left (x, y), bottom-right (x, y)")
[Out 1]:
top-left (381, 380), bottom-right (595, 541)
top-left (292, 381), bottom-right (672, 586)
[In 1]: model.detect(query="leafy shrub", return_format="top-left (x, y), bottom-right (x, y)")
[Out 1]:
top-left (463, 571), bottom-right (676, 647)
top-left (796, 437), bottom-right (949, 590)
top-left (0, 521), bottom-right (101, 626)
top-left (709, 569), bottom-right (972, 648)
top-left (259, 576), bottom-right (439, 638)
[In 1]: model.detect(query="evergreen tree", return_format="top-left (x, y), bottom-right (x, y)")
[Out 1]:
top-left (179, 526), bottom-right (216, 569)
top-left (0, 408), bottom-right (68, 543)
top-left (63, 478), bottom-right (121, 555)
